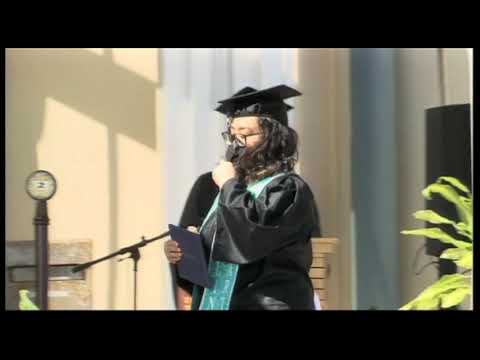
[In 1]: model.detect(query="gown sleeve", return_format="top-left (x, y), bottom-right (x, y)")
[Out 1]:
top-left (211, 174), bottom-right (321, 264)
top-left (179, 172), bottom-right (219, 228)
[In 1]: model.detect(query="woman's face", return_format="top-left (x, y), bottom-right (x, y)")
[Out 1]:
top-left (229, 116), bottom-right (264, 149)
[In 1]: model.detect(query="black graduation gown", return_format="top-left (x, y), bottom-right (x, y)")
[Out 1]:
top-left (194, 172), bottom-right (322, 310)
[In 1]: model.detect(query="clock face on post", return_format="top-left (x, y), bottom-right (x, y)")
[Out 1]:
top-left (25, 170), bottom-right (57, 201)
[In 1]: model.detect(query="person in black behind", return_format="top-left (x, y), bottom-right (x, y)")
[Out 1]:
top-left (165, 85), bottom-right (322, 310)
top-left (167, 172), bottom-right (218, 309)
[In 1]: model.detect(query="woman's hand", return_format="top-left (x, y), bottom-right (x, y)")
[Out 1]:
top-left (164, 239), bottom-right (182, 264)
top-left (212, 160), bottom-right (236, 188)
top-left (164, 226), bottom-right (199, 264)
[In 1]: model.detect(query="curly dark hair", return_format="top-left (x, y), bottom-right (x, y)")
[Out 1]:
top-left (232, 116), bottom-right (299, 183)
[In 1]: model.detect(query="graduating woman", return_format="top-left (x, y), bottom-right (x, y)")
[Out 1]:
top-left (165, 85), bottom-right (321, 310)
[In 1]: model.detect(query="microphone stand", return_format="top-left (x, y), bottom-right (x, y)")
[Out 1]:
top-left (71, 230), bottom-right (171, 310)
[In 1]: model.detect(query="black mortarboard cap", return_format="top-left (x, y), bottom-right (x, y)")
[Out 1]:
top-left (215, 85), bottom-right (302, 126)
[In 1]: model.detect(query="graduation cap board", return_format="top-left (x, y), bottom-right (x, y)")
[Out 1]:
top-left (215, 85), bottom-right (302, 126)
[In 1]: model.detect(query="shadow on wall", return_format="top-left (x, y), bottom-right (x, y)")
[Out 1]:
top-left (6, 48), bottom-right (162, 309)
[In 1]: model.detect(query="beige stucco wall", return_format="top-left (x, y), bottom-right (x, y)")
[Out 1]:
top-left (296, 48), bottom-right (353, 309)
top-left (6, 48), bottom-right (174, 309)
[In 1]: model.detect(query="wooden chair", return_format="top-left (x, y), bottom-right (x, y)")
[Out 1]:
top-left (310, 238), bottom-right (338, 309)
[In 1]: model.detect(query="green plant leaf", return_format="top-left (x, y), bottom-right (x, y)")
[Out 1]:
top-left (414, 297), bottom-right (440, 310)
top-left (457, 197), bottom-right (473, 230)
top-left (454, 252), bottom-right (473, 269)
top-left (454, 222), bottom-right (472, 241)
top-left (400, 176), bottom-right (473, 311)
top-left (19, 290), bottom-right (39, 310)
top-left (440, 287), bottom-right (472, 308)
top-left (411, 210), bottom-right (472, 241)
top-left (412, 210), bottom-right (456, 225)
top-left (440, 248), bottom-right (469, 260)
top-left (457, 197), bottom-right (473, 232)
top-left (421, 184), bottom-right (471, 227)
top-left (456, 230), bottom-right (472, 240)
top-left (400, 296), bottom-right (440, 310)
top-left (399, 302), bottom-right (414, 310)
top-left (421, 183), bottom-right (458, 202)
top-left (456, 222), bottom-right (470, 232)
top-left (438, 176), bottom-right (471, 195)
top-left (458, 196), bottom-right (473, 208)
top-left (400, 274), bottom-right (471, 310)
top-left (401, 228), bottom-right (472, 249)
top-left (416, 274), bottom-right (470, 299)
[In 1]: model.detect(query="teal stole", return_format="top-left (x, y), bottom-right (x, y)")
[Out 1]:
top-left (193, 173), bottom-right (286, 310)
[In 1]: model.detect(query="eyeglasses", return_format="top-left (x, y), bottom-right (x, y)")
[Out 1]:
top-left (221, 131), bottom-right (263, 147)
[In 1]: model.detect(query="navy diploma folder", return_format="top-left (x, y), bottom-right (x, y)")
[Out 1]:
top-left (168, 224), bottom-right (212, 288)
